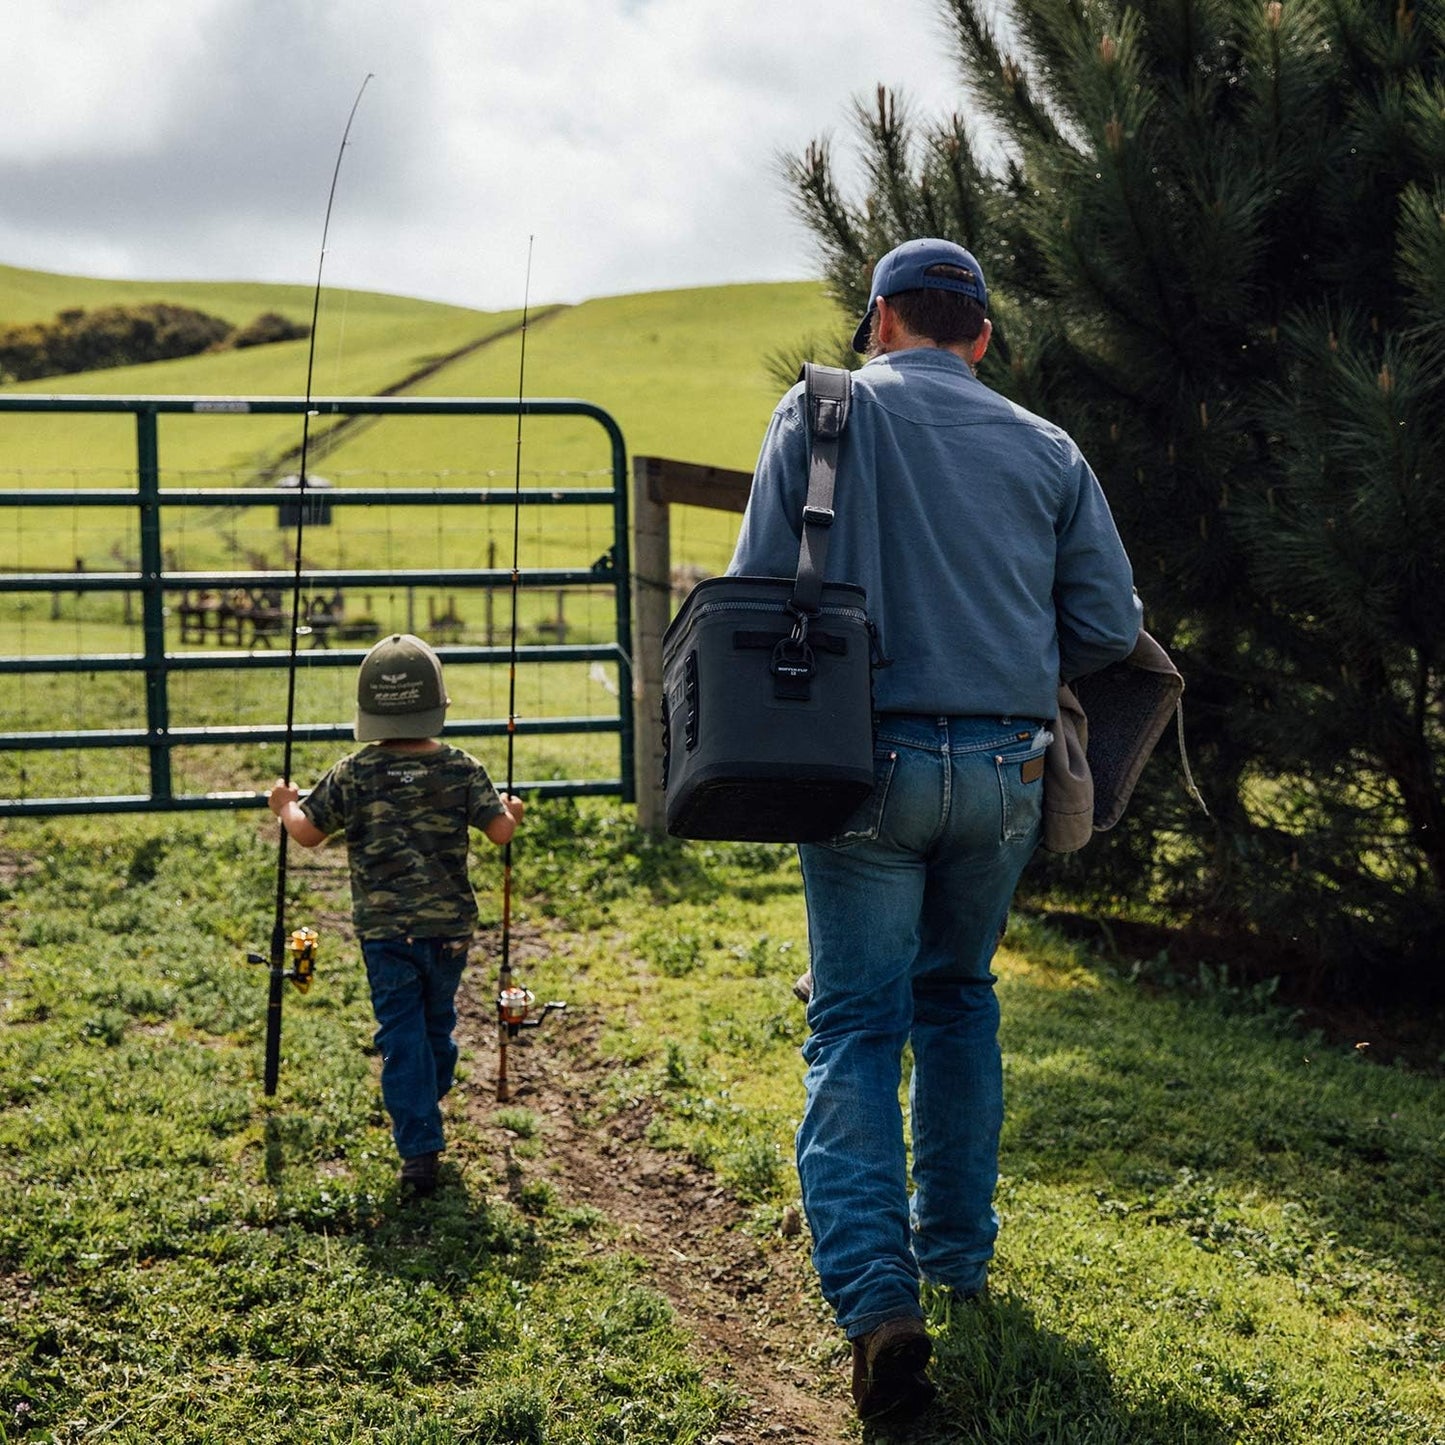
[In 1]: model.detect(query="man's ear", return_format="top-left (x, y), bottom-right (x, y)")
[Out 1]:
top-left (874, 295), bottom-right (901, 350)
top-left (968, 318), bottom-right (993, 367)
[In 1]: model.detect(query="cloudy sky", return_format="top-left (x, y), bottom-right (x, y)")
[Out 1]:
top-left (0, 0), bottom-right (970, 313)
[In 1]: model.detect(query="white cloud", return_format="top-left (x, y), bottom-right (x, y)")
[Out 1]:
top-left (0, 0), bottom-right (968, 310)
top-left (0, 0), bottom-right (232, 160)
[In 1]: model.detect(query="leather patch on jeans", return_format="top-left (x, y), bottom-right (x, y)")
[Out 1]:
top-left (1020, 755), bottom-right (1045, 785)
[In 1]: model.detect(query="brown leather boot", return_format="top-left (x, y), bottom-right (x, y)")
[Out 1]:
top-left (850, 1315), bottom-right (936, 1422)
top-left (399, 1150), bottom-right (439, 1198)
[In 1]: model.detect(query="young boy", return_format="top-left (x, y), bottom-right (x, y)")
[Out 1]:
top-left (269, 632), bottom-right (523, 1197)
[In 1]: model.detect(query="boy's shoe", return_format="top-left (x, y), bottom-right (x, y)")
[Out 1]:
top-left (399, 1151), bottom-right (440, 1197)
top-left (850, 1315), bottom-right (935, 1422)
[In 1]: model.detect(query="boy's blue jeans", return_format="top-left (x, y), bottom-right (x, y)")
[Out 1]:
top-left (361, 936), bottom-right (471, 1160)
top-left (796, 715), bottom-right (1047, 1340)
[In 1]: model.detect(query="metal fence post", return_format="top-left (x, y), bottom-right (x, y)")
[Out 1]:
top-left (135, 406), bottom-right (173, 803)
top-left (607, 417), bottom-right (636, 806)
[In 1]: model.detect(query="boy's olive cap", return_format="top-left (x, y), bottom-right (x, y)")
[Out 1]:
top-left (355, 633), bottom-right (448, 741)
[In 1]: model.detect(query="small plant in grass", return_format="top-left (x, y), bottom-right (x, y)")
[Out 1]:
top-left (729, 932), bottom-right (797, 978)
top-left (637, 923), bottom-right (704, 977)
top-left (517, 1179), bottom-right (557, 1216)
top-left (721, 1133), bottom-right (785, 1203)
top-left (663, 1039), bottom-right (692, 1089)
top-left (78, 1006), bottom-right (128, 1046)
top-left (495, 1106), bottom-right (540, 1139)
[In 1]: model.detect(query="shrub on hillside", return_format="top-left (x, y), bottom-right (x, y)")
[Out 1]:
top-left (0, 303), bottom-right (310, 382)
top-left (228, 311), bottom-right (310, 349)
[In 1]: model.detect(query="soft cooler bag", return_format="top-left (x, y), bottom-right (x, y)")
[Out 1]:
top-left (661, 366), bottom-right (875, 842)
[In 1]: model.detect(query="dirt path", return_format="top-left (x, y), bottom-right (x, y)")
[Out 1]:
top-left (454, 930), bottom-right (856, 1445)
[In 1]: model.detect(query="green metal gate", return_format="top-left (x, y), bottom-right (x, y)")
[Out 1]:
top-left (0, 394), bottom-right (633, 817)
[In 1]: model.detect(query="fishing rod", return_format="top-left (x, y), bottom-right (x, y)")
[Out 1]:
top-left (249, 73), bottom-right (373, 1097)
top-left (496, 238), bottom-right (565, 1102)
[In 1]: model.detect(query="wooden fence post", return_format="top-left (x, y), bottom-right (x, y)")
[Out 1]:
top-left (630, 457), bottom-right (755, 835)
top-left (632, 456), bottom-right (671, 834)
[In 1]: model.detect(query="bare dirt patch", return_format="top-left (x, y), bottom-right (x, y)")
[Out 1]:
top-left (455, 928), bottom-right (856, 1445)
top-left (0, 853), bottom-right (35, 890)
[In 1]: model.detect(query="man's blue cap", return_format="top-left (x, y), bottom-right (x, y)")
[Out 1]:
top-left (851, 237), bottom-right (988, 352)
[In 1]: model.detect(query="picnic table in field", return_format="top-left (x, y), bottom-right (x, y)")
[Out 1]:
top-left (177, 587), bottom-right (380, 648)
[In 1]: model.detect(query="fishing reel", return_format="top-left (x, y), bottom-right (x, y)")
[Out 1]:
top-left (286, 927), bottom-right (318, 993)
top-left (496, 984), bottom-right (566, 1038)
top-left (494, 953), bottom-right (565, 1101)
top-left (246, 926), bottom-right (320, 992)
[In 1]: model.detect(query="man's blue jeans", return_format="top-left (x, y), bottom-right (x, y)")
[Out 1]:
top-left (796, 715), bottom-right (1047, 1340)
top-left (361, 936), bottom-right (471, 1160)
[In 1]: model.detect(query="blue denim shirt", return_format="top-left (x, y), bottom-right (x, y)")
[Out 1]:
top-left (728, 348), bottom-right (1142, 719)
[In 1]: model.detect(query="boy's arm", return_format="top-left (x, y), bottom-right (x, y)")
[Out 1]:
top-left (268, 780), bottom-right (328, 848)
top-left (483, 793), bottom-right (525, 846)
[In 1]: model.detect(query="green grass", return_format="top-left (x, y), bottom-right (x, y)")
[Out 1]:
top-left (2, 802), bottom-right (1442, 1442)
top-left (513, 802), bottom-right (1445, 1443)
top-left (0, 815), bottom-right (730, 1444)
top-left (1, 804), bottom-right (1443, 1441)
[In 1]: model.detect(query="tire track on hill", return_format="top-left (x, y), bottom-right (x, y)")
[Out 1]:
top-left (258, 303), bottom-right (569, 480)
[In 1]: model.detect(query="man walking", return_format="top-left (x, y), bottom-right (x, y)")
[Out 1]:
top-left (728, 238), bottom-right (1141, 1422)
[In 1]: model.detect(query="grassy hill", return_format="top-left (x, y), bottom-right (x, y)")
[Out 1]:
top-left (0, 263), bottom-right (528, 484)
top-left (0, 264), bottom-right (845, 802)
top-left (0, 261), bottom-right (357, 329)
top-left (0, 263), bottom-right (842, 579)
top-left (0, 262), bottom-right (840, 474)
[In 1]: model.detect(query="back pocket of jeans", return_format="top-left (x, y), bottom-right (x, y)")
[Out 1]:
top-left (995, 738), bottom-right (1049, 843)
top-left (823, 749), bottom-right (898, 849)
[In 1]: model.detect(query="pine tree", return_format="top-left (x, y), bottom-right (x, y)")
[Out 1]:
top-left (784, 0), bottom-right (1445, 997)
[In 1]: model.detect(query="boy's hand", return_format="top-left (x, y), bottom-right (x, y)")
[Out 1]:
top-left (268, 779), bottom-right (327, 847)
top-left (268, 779), bottom-right (300, 817)
top-left (484, 794), bottom-right (525, 845)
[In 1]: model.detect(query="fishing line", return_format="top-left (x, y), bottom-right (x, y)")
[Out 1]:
top-left (260, 72), bottom-right (372, 1098)
top-left (505, 240), bottom-right (533, 811)
top-left (279, 73), bottom-right (373, 792)
top-left (496, 237), bottom-right (534, 1102)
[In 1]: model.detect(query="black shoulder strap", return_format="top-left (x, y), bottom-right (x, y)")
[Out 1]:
top-left (792, 362), bottom-right (852, 616)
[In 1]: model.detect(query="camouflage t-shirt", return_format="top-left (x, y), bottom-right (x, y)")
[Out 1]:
top-left (300, 743), bottom-right (504, 941)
